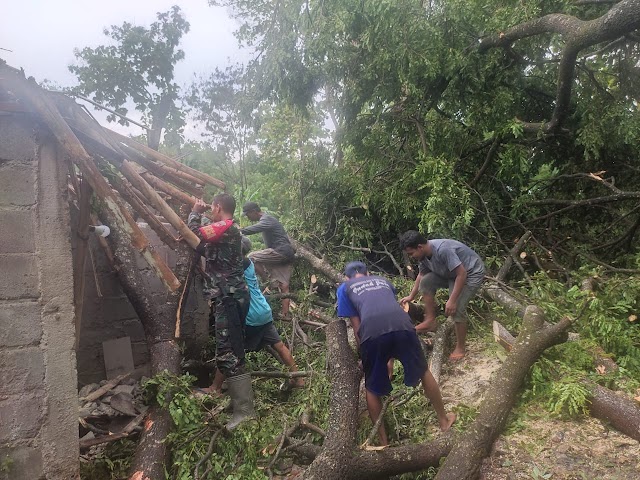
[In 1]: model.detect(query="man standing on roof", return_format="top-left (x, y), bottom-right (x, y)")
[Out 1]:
top-left (336, 261), bottom-right (455, 446)
top-left (240, 202), bottom-right (296, 317)
top-left (399, 230), bottom-right (485, 362)
top-left (188, 194), bottom-right (255, 430)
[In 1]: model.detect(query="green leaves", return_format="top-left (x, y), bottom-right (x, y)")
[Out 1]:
top-left (69, 6), bottom-right (189, 148)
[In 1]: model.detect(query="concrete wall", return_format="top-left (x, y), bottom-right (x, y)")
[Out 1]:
top-left (75, 211), bottom-right (209, 386)
top-left (0, 117), bottom-right (80, 479)
top-left (74, 231), bottom-right (151, 384)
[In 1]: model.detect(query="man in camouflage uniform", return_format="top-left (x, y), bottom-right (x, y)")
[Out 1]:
top-left (188, 193), bottom-right (255, 429)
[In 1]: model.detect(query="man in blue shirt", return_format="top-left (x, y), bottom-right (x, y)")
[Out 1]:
top-left (207, 237), bottom-right (304, 394)
top-left (337, 261), bottom-right (455, 446)
top-left (399, 230), bottom-right (485, 362)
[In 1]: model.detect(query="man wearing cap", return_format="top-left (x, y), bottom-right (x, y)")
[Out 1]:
top-left (399, 230), bottom-right (485, 362)
top-left (336, 261), bottom-right (456, 446)
top-left (240, 202), bottom-right (296, 317)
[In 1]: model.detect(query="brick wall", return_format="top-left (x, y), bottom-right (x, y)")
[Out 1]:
top-left (0, 117), bottom-right (79, 479)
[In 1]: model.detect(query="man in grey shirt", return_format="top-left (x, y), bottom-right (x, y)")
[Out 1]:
top-left (400, 230), bottom-right (485, 361)
top-left (241, 202), bottom-right (296, 317)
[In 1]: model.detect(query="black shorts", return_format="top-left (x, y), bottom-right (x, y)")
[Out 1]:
top-left (244, 322), bottom-right (282, 352)
top-left (360, 330), bottom-right (428, 397)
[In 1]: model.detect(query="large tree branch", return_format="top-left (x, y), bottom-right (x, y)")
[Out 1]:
top-left (478, 0), bottom-right (640, 131)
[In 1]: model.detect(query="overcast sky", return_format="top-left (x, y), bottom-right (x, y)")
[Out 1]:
top-left (0, 0), bottom-right (250, 137)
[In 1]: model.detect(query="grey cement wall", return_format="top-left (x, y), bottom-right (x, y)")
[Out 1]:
top-left (74, 206), bottom-right (209, 386)
top-left (0, 117), bottom-right (80, 479)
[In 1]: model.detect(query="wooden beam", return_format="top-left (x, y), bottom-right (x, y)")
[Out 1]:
top-left (73, 179), bottom-right (92, 349)
top-left (106, 128), bottom-right (226, 190)
top-left (140, 171), bottom-right (197, 206)
top-left (0, 66), bottom-right (181, 292)
top-left (118, 141), bottom-right (205, 198)
top-left (52, 97), bottom-right (201, 251)
top-left (102, 164), bottom-right (179, 250)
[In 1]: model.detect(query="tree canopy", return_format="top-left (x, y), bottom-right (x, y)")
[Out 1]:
top-left (69, 5), bottom-right (190, 149)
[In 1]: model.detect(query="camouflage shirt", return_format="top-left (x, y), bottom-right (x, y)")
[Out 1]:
top-left (188, 212), bottom-right (248, 300)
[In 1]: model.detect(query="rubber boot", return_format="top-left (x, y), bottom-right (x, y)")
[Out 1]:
top-left (225, 373), bottom-right (256, 430)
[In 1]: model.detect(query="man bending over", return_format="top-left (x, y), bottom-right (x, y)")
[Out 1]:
top-left (399, 230), bottom-right (485, 361)
top-left (241, 202), bottom-right (296, 317)
top-left (337, 261), bottom-right (455, 446)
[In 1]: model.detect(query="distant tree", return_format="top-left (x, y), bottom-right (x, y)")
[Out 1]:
top-left (187, 65), bottom-right (257, 192)
top-left (69, 5), bottom-right (190, 149)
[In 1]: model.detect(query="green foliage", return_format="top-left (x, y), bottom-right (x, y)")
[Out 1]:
top-left (506, 270), bottom-right (640, 420)
top-left (79, 439), bottom-right (136, 479)
top-left (136, 328), bottom-right (331, 480)
top-left (69, 5), bottom-right (189, 147)
top-left (546, 377), bottom-right (591, 417)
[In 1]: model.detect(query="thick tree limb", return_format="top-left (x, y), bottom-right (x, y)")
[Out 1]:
top-left (291, 238), bottom-right (344, 284)
top-left (429, 317), bottom-right (455, 384)
top-left (493, 319), bottom-right (640, 443)
top-left (589, 384), bottom-right (640, 442)
top-left (478, 0), bottom-right (640, 131)
top-left (435, 306), bottom-right (572, 480)
top-left (496, 231), bottom-right (532, 282)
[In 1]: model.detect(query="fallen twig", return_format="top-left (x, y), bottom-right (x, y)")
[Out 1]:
top-left (194, 429), bottom-right (222, 480)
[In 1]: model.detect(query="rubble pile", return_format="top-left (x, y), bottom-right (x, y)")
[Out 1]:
top-left (78, 375), bottom-right (148, 450)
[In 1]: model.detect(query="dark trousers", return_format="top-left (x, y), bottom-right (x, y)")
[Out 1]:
top-left (210, 291), bottom-right (250, 377)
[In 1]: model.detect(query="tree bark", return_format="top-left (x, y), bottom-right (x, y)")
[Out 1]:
top-left (290, 238), bottom-right (344, 284)
top-left (429, 317), bottom-right (455, 384)
top-left (434, 306), bottom-right (571, 480)
top-left (589, 384), bottom-right (640, 442)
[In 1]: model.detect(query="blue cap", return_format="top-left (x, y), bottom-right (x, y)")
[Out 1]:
top-left (344, 261), bottom-right (367, 279)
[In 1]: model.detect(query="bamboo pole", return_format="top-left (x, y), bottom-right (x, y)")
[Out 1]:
top-left (106, 128), bottom-right (226, 190)
top-left (118, 142), bottom-right (205, 198)
top-left (103, 165), bottom-right (179, 250)
top-left (118, 159), bottom-right (200, 249)
top-left (55, 99), bottom-right (201, 251)
top-left (140, 171), bottom-right (197, 206)
top-left (0, 66), bottom-right (180, 291)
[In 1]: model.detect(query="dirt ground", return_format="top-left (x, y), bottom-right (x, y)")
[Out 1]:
top-left (439, 339), bottom-right (640, 480)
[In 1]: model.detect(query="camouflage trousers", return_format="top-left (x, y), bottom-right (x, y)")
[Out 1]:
top-left (210, 291), bottom-right (250, 378)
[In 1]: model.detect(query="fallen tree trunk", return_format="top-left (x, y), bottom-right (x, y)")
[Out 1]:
top-left (97, 218), bottom-right (193, 480)
top-left (434, 306), bottom-right (572, 480)
top-left (492, 319), bottom-right (640, 443)
top-left (589, 384), bottom-right (640, 442)
top-left (429, 317), bottom-right (455, 384)
top-left (303, 320), bottom-right (457, 480)
top-left (290, 238), bottom-right (343, 284)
